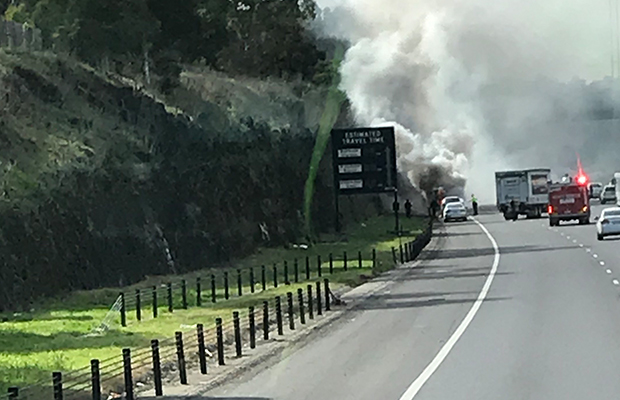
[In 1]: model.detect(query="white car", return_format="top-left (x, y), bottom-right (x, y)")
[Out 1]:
top-left (442, 196), bottom-right (464, 207)
top-left (443, 202), bottom-right (468, 222)
top-left (595, 207), bottom-right (620, 240)
top-left (588, 182), bottom-right (603, 199)
top-left (441, 196), bottom-right (464, 213)
top-left (600, 185), bottom-right (617, 204)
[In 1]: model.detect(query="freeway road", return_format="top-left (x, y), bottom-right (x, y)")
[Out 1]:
top-left (203, 202), bottom-right (620, 400)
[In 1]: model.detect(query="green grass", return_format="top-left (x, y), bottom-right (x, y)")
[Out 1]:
top-left (0, 215), bottom-right (427, 395)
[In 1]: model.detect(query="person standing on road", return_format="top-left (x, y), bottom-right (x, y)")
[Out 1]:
top-left (510, 199), bottom-right (518, 221)
top-left (405, 199), bottom-right (412, 218)
top-left (471, 194), bottom-right (478, 216)
top-left (430, 197), bottom-right (439, 220)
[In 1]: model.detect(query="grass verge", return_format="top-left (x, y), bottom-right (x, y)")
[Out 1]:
top-left (0, 215), bottom-right (427, 394)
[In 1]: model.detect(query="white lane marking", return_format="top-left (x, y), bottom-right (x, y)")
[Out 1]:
top-left (567, 236), bottom-right (571, 239)
top-left (561, 232), bottom-right (565, 236)
top-left (613, 279), bottom-right (619, 286)
top-left (572, 239), bottom-right (577, 243)
top-left (579, 244), bottom-right (584, 248)
top-left (607, 269), bottom-right (612, 274)
top-left (600, 261), bottom-right (606, 266)
top-left (398, 218), bottom-right (500, 400)
top-left (594, 254), bottom-right (599, 258)
top-left (586, 248), bottom-right (592, 253)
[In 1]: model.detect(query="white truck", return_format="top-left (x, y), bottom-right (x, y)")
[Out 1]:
top-left (495, 168), bottom-right (551, 220)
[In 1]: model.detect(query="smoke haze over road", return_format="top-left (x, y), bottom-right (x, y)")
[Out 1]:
top-left (314, 0), bottom-right (619, 202)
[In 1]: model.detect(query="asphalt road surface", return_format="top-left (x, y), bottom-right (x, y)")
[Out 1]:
top-left (204, 203), bottom-right (620, 400)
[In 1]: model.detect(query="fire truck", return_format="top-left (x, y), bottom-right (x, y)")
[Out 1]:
top-left (548, 173), bottom-right (590, 226)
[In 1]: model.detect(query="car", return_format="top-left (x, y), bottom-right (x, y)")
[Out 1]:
top-left (595, 207), bottom-right (620, 240)
top-left (443, 202), bottom-right (468, 222)
top-left (588, 182), bottom-right (603, 199)
top-left (442, 196), bottom-right (464, 207)
top-left (600, 185), bottom-right (617, 204)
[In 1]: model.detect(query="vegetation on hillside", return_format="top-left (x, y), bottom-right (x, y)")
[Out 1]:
top-left (3, 0), bottom-right (331, 91)
top-left (0, 0), bottom-right (376, 316)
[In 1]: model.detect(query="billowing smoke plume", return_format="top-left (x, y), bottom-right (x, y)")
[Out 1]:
top-left (314, 0), bottom-right (618, 202)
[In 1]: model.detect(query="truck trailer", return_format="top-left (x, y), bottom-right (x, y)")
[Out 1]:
top-left (495, 168), bottom-right (551, 220)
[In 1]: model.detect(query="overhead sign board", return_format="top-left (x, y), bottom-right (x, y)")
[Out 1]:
top-left (331, 127), bottom-right (398, 195)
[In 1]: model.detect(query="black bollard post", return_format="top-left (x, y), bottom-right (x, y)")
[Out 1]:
top-left (273, 264), bottom-right (278, 288)
top-left (135, 289), bottom-right (141, 322)
top-left (250, 267), bottom-right (255, 293)
top-left (297, 288), bottom-right (305, 325)
top-left (197, 324), bottom-right (207, 375)
top-left (263, 301), bottom-right (270, 340)
top-left (305, 256), bottom-right (310, 280)
top-left (249, 306), bottom-right (256, 349)
top-left (167, 283), bottom-right (173, 312)
top-left (52, 371), bottom-right (63, 400)
top-left (151, 340), bottom-right (163, 396)
top-left (261, 265), bottom-right (267, 291)
top-left (316, 281), bottom-right (322, 316)
top-left (284, 261), bottom-right (289, 285)
top-left (7, 388), bottom-right (18, 399)
top-left (324, 279), bottom-right (330, 311)
top-left (216, 318), bottom-right (225, 365)
top-left (91, 359), bottom-right (101, 400)
top-left (343, 251), bottom-right (348, 271)
top-left (317, 255), bottom-right (322, 277)
top-left (372, 248), bottom-right (377, 269)
top-left (276, 296), bottom-right (284, 335)
top-left (307, 284), bottom-right (314, 320)
top-left (122, 348), bottom-right (134, 400)
top-left (152, 286), bottom-right (158, 319)
top-left (392, 247), bottom-right (397, 264)
top-left (237, 269), bottom-right (243, 297)
top-left (175, 332), bottom-right (187, 384)
top-left (287, 292), bottom-right (295, 330)
top-left (196, 277), bottom-right (202, 307)
top-left (358, 251), bottom-right (362, 268)
top-left (224, 272), bottom-right (229, 300)
top-left (233, 311), bottom-right (242, 357)
top-left (294, 259), bottom-right (299, 283)
top-left (120, 292), bottom-right (126, 327)
top-left (329, 253), bottom-right (334, 274)
top-left (181, 280), bottom-right (187, 310)
top-left (211, 274), bottom-right (216, 303)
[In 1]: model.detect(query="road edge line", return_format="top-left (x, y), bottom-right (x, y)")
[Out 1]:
top-left (398, 217), bottom-right (501, 400)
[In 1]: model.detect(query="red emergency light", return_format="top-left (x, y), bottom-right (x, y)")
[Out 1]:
top-left (575, 154), bottom-right (588, 186)
top-left (577, 175), bottom-right (587, 185)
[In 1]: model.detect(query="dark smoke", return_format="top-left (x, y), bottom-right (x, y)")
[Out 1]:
top-left (417, 164), bottom-right (466, 199)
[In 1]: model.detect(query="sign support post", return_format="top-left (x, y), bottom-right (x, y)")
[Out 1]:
top-left (393, 188), bottom-right (400, 234)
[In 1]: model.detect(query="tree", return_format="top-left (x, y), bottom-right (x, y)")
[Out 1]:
top-left (146, 0), bottom-right (229, 65)
top-left (219, 0), bottom-right (325, 80)
top-left (0, 0), bottom-right (9, 14)
top-left (72, 0), bottom-right (159, 64)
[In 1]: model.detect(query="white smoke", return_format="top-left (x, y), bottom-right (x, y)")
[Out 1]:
top-left (314, 0), bottom-right (616, 202)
